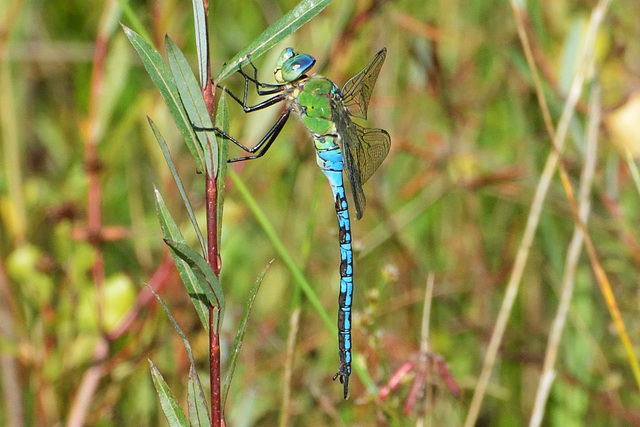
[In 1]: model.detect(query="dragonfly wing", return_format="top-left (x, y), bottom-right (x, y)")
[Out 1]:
top-left (352, 124), bottom-right (391, 184)
top-left (340, 48), bottom-right (387, 120)
top-left (342, 142), bottom-right (367, 220)
top-left (338, 120), bottom-right (367, 219)
top-left (334, 107), bottom-right (391, 219)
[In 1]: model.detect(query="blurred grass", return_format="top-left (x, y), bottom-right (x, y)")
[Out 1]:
top-left (2, 0), bottom-right (640, 425)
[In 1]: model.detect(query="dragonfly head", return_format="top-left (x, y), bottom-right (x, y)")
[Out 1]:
top-left (274, 47), bottom-right (316, 83)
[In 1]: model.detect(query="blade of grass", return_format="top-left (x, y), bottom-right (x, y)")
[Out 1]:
top-left (230, 169), bottom-right (330, 327)
top-left (154, 186), bottom-right (209, 331)
top-left (465, 1), bottom-right (633, 425)
top-left (148, 118), bottom-right (206, 256)
top-left (221, 261), bottom-right (272, 407)
top-left (625, 150), bottom-right (640, 194)
top-left (279, 306), bottom-right (300, 427)
top-left (116, 0), bottom-right (151, 42)
top-left (149, 361), bottom-right (189, 427)
top-left (191, 0), bottom-right (209, 87)
top-left (188, 365), bottom-right (210, 427)
top-left (215, 0), bottom-right (332, 82)
top-left (123, 25), bottom-right (205, 170)
top-left (529, 82), bottom-right (601, 427)
top-left (215, 93), bottom-right (229, 246)
top-left (147, 284), bottom-right (210, 426)
top-left (281, 172), bottom-right (322, 426)
top-left (164, 238), bottom-right (225, 330)
top-left (530, 84), bottom-right (600, 425)
top-left (546, 0), bottom-right (640, 394)
top-left (166, 35), bottom-right (216, 176)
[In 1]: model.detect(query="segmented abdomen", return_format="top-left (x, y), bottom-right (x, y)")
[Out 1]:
top-left (315, 140), bottom-right (353, 399)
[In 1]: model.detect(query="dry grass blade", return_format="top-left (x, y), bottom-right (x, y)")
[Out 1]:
top-left (529, 83), bottom-right (601, 427)
top-left (279, 307), bottom-right (301, 427)
top-left (464, 0), bottom-right (616, 425)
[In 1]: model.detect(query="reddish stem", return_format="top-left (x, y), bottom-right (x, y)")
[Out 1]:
top-left (200, 1), bottom-right (222, 425)
top-left (206, 170), bottom-right (222, 427)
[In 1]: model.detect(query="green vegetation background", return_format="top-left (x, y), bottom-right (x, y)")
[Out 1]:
top-left (1, 0), bottom-right (639, 425)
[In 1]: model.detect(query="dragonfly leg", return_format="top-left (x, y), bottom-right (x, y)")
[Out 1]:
top-left (217, 56), bottom-right (283, 112)
top-left (198, 64), bottom-right (288, 160)
top-left (214, 110), bottom-right (290, 162)
top-left (222, 56), bottom-right (286, 113)
top-left (195, 90), bottom-right (284, 133)
top-left (223, 87), bottom-right (285, 113)
top-left (193, 101), bottom-right (286, 161)
top-left (242, 55), bottom-right (283, 93)
top-left (226, 67), bottom-right (282, 111)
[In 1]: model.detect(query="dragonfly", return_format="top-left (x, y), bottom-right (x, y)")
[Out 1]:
top-left (215, 47), bottom-right (390, 399)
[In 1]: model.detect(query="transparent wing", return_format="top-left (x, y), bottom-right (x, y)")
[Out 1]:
top-left (334, 109), bottom-right (391, 219)
top-left (340, 136), bottom-right (367, 220)
top-left (340, 48), bottom-right (387, 120)
top-left (351, 124), bottom-right (391, 184)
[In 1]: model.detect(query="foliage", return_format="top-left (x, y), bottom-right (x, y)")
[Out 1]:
top-left (1, 0), bottom-right (640, 425)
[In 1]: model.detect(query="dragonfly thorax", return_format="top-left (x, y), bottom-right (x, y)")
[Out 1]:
top-left (287, 76), bottom-right (341, 143)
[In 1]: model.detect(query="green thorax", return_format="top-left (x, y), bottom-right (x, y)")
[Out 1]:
top-left (287, 76), bottom-right (341, 151)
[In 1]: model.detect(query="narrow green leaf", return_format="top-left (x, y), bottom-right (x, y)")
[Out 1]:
top-left (228, 170), bottom-right (331, 328)
top-left (215, 0), bottom-right (332, 82)
top-left (147, 285), bottom-right (199, 372)
top-left (222, 261), bottom-right (272, 407)
top-left (148, 118), bottom-right (206, 256)
top-left (146, 284), bottom-right (209, 426)
top-left (149, 361), bottom-right (189, 427)
top-left (122, 25), bottom-right (205, 170)
top-left (191, 0), bottom-right (209, 87)
top-left (625, 149), bottom-right (640, 195)
top-left (163, 238), bottom-right (225, 330)
top-left (117, 0), bottom-right (151, 42)
top-left (154, 186), bottom-right (209, 331)
top-left (166, 35), bottom-right (216, 176)
top-left (215, 93), bottom-right (229, 246)
top-left (188, 364), bottom-right (211, 427)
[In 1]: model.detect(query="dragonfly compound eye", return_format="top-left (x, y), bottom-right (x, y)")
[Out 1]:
top-left (274, 48), bottom-right (316, 83)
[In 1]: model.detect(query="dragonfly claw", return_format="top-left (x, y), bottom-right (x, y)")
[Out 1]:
top-left (333, 365), bottom-right (350, 399)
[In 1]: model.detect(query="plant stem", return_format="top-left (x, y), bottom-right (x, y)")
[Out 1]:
top-left (200, 1), bottom-right (222, 424)
top-left (206, 170), bottom-right (222, 427)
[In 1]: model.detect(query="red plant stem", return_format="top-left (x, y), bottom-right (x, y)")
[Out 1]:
top-left (200, 2), bottom-right (222, 425)
top-left (206, 171), bottom-right (222, 427)
top-left (209, 307), bottom-right (221, 427)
